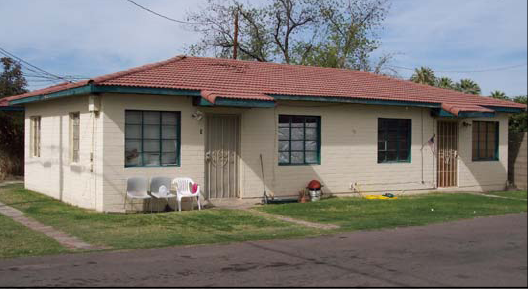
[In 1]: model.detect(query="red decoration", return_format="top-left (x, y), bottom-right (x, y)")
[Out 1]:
top-left (307, 180), bottom-right (322, 190)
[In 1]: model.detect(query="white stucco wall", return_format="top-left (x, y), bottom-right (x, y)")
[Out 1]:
top-left (23, 94), bottom-right (511, 212)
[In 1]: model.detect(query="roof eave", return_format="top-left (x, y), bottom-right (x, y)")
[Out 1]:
top-left (270, 94), bottom-right (440, 108)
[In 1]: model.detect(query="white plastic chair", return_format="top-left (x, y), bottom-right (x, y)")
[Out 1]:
top-left (172, 178), bottom-right (201, 212)
top-left (150, 177), bottom-right (177, 212)
top-left (124, 177), bottom-right (152, 213)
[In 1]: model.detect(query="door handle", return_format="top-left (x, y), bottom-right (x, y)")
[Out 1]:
top-left (205, 152), bottom-right (211, 162)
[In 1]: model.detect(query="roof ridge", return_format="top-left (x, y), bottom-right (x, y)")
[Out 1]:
top-left (183, 56), bottom-right (502, 99)
top-left (91, 55), bottom-right (186, 84)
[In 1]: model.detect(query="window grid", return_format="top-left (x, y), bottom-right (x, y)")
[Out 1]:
top-left (278, 115), bottom-right (321, 165)
top-left (472, 121), bottom-right (499, 161)
top-left (31, 116), bottom-right (41, 157)
top-left (125, 110), bottom-right (181, 167)
top-left (70, 112), bottom-right (80, 163)
top-left (377, 118), bottom-right (411, 163)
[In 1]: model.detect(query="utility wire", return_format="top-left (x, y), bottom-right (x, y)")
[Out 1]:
top-left (0, 46), bottom-right (89, 87)
top-left (0, 46), bottom-right (73, 82)
top-left (124, 0), bottom-right (204, 25)
top-left (387, 63), bottom-right (527, 73)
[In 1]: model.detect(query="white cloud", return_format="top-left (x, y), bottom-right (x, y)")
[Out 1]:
top-left (1, 0), bottom-right (526, 95)
top-left (379, 0), bottom-right (527, 96)
top-left (0, 0), bottom-right (207, 88)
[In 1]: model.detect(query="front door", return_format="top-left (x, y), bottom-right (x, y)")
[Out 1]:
top-left (205, 114), bottom-right (240, 199)
top-left (437, 121), bottom-right (459, 188)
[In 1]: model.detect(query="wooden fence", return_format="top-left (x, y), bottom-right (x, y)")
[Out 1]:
top-left (509, 132), bottom-right (527, 190)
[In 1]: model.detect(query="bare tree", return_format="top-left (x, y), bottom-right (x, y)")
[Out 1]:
top-left (186, 0), bottom-right (392, 73)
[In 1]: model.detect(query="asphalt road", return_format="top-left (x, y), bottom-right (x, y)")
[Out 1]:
top-left (1, 213), bottom-right (526, 287)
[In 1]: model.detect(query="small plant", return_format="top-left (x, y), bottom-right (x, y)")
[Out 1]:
top-left (298, 188), bottom-right (310, 203)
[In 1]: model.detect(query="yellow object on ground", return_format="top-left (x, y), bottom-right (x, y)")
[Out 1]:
top-left (354, 183), bottom-right (397, 200)
top-left (364, 195), bottom-right (398, 200)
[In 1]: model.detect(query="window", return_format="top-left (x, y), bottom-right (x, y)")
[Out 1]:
top-left (125, 110), bottom-right (180, 167)
top-left (30, 116), bottom-right (41, 157)
top-left (70, 112), bottom-right (80, 163)
top-left (278, 115), bottom-right (320, 165)
top-left (472, 121), bottom-right (499, 161)
top-left (378, 118), bottom-right (411, 163)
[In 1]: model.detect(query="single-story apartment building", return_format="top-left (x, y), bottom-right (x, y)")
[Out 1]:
top-left (5, 55), bottom-right (526, 213)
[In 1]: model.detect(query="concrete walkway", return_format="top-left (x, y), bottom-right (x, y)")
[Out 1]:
top-left (0, 201), bottom-right (106, 251)
top-left (465, 192), bottom-right (528, 202)
top-left (209, 198), bottom-right (340, 230)
top-left (0, 180), bottom-right (23, 188)
top-left (251, 209), bottom-right (340, 230)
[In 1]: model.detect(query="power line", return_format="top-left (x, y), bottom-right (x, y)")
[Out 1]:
top-left (0, 46), bottom-right (90, 87)
top-left (124, 0), bottom-right (203, 25)
top-left (0, 46), bottom-right (73, 82)
top-left (387, 63), bottom-right (527, 73)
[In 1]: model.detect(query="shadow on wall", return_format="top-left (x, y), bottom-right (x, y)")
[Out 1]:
top-left (242, 105), bottom-right (438, 199)
top-left (457, 121), bottom-right (508, 191)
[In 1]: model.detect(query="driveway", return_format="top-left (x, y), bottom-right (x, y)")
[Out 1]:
top-left (0, 213), bottom-right (526, 287)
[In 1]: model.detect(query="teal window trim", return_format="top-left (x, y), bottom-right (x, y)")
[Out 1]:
top-left (472, 121), bottom-right (499, 161)
top-left (377, 118), bottom-right (412, 163)
top-left (125, 110), bottom-right (181, 168)
top-left (278, 115), bottom-right (321, 166)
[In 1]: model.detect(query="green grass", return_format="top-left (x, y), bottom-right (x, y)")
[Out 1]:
top-left (485, 190), bottom-right (527, 200)
top-left (0, 214), bottom-right (68, 258)
top-left (257, 192), bottom-right (528, 231)
top-left (0, 184), bottom-right (319, 254)
top-left (1, 183), bottom-right (526, 259)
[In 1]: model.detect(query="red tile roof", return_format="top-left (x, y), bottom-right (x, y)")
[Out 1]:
top-left (8, 55), bottom-right (526, 115)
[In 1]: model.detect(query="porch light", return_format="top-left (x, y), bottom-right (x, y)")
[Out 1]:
top-left (192, 110), bottom-right (204, 121)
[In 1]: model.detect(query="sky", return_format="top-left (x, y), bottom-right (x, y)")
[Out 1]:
top-left (0, 0), bottom-right (526, 96)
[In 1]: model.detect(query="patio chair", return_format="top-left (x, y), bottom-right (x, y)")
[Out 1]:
top-left (150, 177), bottom-right (177, 212)
top-left (124, 177), bottom-right (152, 213)
top-left (172, 177), bottom-right (201, 212)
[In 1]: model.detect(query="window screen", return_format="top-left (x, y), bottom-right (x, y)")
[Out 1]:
top-left (278, 115), bottom-right (321, 165)
top-left (70, 112), bottom-right (80, 163)
top-left (472, 121), bottom-right (499, 161)
top-left (378, 118), bottom-right (411, 163)
top-left (125, 110), bottom-right (180, 167)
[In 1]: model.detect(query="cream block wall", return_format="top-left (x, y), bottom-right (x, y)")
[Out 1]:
top-left (456, 115), bottom-right (509, 191)
top-left (24, 96), bottom-right (102, 210)
top-left (23, 93), bottom-right (512, 213)
top-left (100, 94), bottom-right (205, 212)
top-left (240, 102), bottom-right (438, 198)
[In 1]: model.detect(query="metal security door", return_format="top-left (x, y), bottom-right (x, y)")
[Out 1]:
top-left (437, 121), bottom-right (459, 188)
top-left (205, 115), bottom-right (240, 199)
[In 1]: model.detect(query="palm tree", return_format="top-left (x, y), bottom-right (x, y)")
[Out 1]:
top-left (490, 90), bottom-right (509, 100)
top-left (435, 77), bottom-right (454, 89)
top-left (455, 79), bottom-right (481, 95)
top-left (410, 67), bottom-right (436, 86)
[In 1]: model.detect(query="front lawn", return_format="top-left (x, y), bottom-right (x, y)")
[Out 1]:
top-left (0, 184), bottom-right (319, 256)
top-left (1, 183), bottom-right (526, 259)
top-left (257, 192), bottom-right (528, 231)
top-left (0, 214), bottom-right (68, 258)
